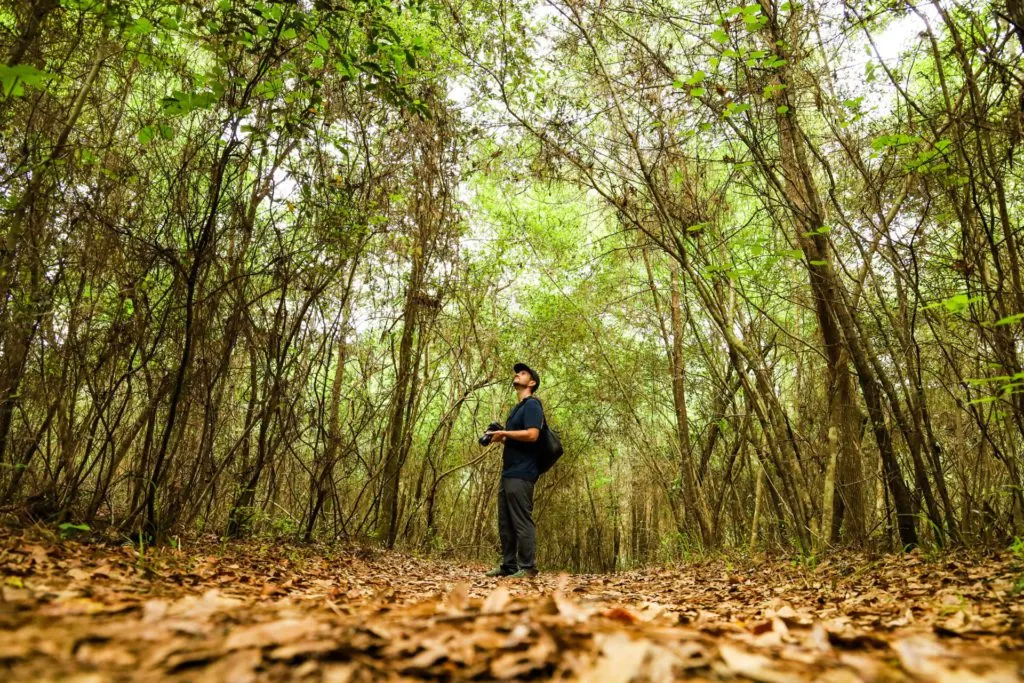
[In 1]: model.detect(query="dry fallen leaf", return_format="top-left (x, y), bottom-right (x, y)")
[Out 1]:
top-left (586, 633), bottom-right (651, 683)
top-left (67, 567), bottom-right (91, 581)
top-left (443, 581), bottom-right (470, 613)
top-left (718, 642), bottom-right (794, 683)
top-left (1, 531), bottom-right (1021, 683)
top-left (602, 606), bottom-right (640, 625)
top-left (224, 618), bottom-right (322, 650)
top-left (481, 586), bottom-right (511, 614)
top-left (490, 633), bottom-right (555, 679)
top-left (551, 590), bottom-right (590, 623)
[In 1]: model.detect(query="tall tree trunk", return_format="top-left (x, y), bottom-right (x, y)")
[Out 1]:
top-left (760, 1), bottom-right (919, 550)
top-left (668, 264), bottom-right (712, 547)
top-left (378, 289), bottom-right (420, 547)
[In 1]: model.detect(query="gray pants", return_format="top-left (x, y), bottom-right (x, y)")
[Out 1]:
top-left (498, 477), bottom-right (536, 572)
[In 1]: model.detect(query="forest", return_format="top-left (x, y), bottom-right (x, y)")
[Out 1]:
top-left (4, 0), bottom-right (1024, 567)
top-left (4, 0), bottom-right (1024, 680)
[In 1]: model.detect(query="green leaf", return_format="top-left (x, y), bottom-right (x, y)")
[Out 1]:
top-left (776, 105), bottom-right (789, 114)
top-left (995, 312), bottom-right (1024, 326)
top-left (160, 90), bottom-right (217, 116)
top-left (689, 87), bottom-right (706, 97)
top-left (128, 17), bottom-right (154, 35)
top-left (725, 102), bottom-right (750, 117)
top-left (137, 126), bottom-right (155, 144)
top-left (871, 133), bottom-right (920, 150)
top-left (0, 63), bottom-right (54, 99)
top-left (711, 29), bottom-right (729, 43)
top-left (685, 70), bottom-right (706, 86)
top-left (966, 375), bottom-right (1011, 385)
top-left (923, 293), bottom-right (981, 314)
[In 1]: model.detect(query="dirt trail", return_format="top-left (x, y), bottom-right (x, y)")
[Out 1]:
top-left (1, 529), bottom-right (1021, 681)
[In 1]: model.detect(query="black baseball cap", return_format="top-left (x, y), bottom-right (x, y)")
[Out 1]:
top-left (513, 362), bottom-right (540, 391)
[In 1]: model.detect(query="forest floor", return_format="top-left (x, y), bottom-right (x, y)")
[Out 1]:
top-left (0, 528), bottom-right (1022, 682)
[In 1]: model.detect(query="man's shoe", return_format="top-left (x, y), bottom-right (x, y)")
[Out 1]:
top-left (509, 569), bottom-right (538, 579)
top-left (485, 566), bottom-right (513, 577)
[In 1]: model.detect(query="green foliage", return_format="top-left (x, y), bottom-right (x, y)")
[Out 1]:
top-left (870, 133), bottom-right (920, 150)
top-left (0, 64), bottom-right (53, 99)
top-left (58, 523), bottom-right (91, 539)
top-left (923, 294), bottom-right (982, 315)
top-left (790, 552), bottom-right (819, 571)
top-left (1, 0), bottom-right (1023, 572)
top-left (994, 313), bottom-right (1024, 327)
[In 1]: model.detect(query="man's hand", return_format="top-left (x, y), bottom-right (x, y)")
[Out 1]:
top-left (485, 430), bottom-right (507, 443)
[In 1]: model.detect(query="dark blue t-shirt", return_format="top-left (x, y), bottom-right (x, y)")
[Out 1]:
top-left (501, 397), bottom-right (544, 481)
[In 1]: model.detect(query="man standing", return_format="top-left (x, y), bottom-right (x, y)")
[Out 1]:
top-left (484, 362), bottom-right (544, 578)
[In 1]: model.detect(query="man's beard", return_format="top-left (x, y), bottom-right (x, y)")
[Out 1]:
top-left (512, 379), bottom-right (526, 390)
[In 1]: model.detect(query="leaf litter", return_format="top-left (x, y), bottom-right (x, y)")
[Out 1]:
top-left (1, 528), bottom-right (1022, 681)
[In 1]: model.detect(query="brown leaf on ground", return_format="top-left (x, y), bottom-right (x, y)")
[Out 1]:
top-left (224, 618), bottom-right (324, 650)
top-left (442, 581), bottom-right (470, 613)
top-left (1, 528), bottom-right (1022, 682)
top-left (481, 586), bottom-right (511, 613)
top-left (718, 642), bottom-right (797, 683)
top-left (602, 605), bottom-right (640, 624)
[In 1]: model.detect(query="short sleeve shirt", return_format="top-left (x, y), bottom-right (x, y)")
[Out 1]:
top-left (501, 397), bottom-right (544, 482)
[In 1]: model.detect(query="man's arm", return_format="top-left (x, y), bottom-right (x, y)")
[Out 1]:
top-left (488, 399), bottom-right (543, 443)
top-left (488, 428), bottom-right (539, 443)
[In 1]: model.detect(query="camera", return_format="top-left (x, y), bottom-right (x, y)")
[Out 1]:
top-left (478, 422), bottom-right (504, 446)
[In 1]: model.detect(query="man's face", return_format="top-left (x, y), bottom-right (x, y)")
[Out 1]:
top-left (513, 369), bottom-right (534, 391)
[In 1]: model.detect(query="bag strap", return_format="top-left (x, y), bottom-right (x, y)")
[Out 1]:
top-left (507, 396), bottom-right (545, 429)
top-left (524, 396), bottom-right (547, 429)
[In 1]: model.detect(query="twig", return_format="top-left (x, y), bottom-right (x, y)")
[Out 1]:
top-left (431, 605), bottom-right (529, 624)
top-left (325, 598), bottom-right (344, 618)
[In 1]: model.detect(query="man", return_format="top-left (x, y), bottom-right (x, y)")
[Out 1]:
top-left (484, 362), bottom-right (544, 578)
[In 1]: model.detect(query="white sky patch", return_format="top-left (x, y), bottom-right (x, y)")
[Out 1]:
top-left (829, 3), bottom-right (943, 119)
top-left (872, 9), bottom-right (938, 65)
